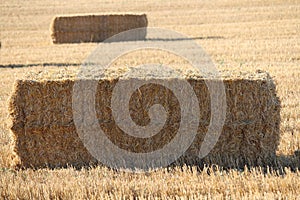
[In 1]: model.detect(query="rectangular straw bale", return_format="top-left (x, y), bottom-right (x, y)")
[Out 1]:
top-left (9, 70), bottom-right (280, 168)
top-left (51, 14), bottom-right (148, 43)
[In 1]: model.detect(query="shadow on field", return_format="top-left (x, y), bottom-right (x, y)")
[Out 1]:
top-left (144, 36), bottom-right (225, 42)
top-left (101, 35), bottom-right (224, 43)
top-left (170, 152), bottom-right (300, 175)
top-left (0, 63), bottom-right (81, 68)
top-left (28, 152), bottom-right (299, 175)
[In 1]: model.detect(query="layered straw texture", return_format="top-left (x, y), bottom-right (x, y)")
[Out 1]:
top-left (50, 14), bottom-right (148, 43)
top-left (9, 69), bottom-right (280, 168)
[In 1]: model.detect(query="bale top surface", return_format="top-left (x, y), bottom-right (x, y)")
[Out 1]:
top-left (24, 67), bottom-right (271, 81)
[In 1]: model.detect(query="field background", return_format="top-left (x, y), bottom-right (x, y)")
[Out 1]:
top-left (0, 0), bottom-right (299, 199)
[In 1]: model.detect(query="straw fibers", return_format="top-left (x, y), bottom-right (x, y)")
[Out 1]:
top-left (8, 69), bottom-right (280, 168)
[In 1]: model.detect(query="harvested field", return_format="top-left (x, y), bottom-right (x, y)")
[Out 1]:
top-left (0, 0), bottom-right (300, 199)
top-left (51, 14), bottom-right (148, 43)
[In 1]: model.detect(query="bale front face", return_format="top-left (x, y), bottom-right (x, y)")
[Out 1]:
top-left (9, 71), bottom-right (280, 168)
top-left (51, 14), bottom-right (148, 43)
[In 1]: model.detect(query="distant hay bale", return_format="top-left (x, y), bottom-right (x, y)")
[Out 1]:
top-left (50, 14), bottom-right (148, 43)
top-left (8, 69), bottom-right (280, 168)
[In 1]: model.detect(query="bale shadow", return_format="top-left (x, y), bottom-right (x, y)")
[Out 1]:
top-left (13, 151), bottom-right (299, 175)
top-left (144, 36), bottom-right (224, 42)
top-left (169, 152), bottom-right (300, 175)
top-left (101, 35), bottom-right (224, 43)
top-left (0, 63), bottom-right (81, 69)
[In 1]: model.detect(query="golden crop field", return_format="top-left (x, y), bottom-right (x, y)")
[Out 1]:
top-left (0, 0), bottom-right (300, 199)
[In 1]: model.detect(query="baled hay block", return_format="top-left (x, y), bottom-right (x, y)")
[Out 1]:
top-left (9, 70), bottom-right (280, 168)
top-left (51, 14), bottom-right (148, 43)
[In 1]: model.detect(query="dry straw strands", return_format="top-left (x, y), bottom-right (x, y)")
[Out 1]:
top-left (50, 14), bottom-right (148, 43)
top-left (8, 70), bottom-right (280, 168)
